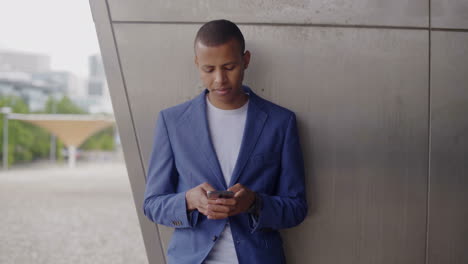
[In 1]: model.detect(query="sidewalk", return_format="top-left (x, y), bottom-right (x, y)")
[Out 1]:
top-left (0, 160), bottom-right (148, 264)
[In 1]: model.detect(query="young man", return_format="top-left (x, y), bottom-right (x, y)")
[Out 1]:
top-left (143, 20), bottom-right (307, 264)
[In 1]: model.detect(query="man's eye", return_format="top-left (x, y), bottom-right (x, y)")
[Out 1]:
top-left (224, 66), bottom-right (235, 71)
top-left (203, 68), bottom-right (214, 73)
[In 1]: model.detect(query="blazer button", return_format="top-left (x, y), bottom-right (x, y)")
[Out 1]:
top-left (212, 236), bottom-right (218, 242)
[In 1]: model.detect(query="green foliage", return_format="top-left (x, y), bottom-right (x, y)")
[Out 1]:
top-left (45, 96), bottom-right (87, 114)
top-left (81, 126), bottom-right (115, 150)
top-left (0, 96), bottom-right (52, 165)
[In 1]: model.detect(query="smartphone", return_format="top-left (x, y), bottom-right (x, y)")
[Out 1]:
top-left (207, 190), bottom-right (234, 199)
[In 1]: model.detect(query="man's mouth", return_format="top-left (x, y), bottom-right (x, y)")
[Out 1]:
top-left (213, 88), bottom-right (231, 95)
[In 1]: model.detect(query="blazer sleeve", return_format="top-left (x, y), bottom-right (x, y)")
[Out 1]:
top-left (142, 111), bottom-right (199, 229)
top-left (249, 112), bottom-right (308, 233)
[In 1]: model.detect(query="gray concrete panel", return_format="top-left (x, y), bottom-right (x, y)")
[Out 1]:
top-left (427, 31), bottom-right (468, 264)
top-left (114, 24), bottom-right (429, 263)
top-left (107, 0), bottom-right (428, 27)
top-left (432, 0), bottom-right (468, 29)
top-left (112, 24), bottom-right (202, 253)
top-left (89, 1), bottom-right (165, 264)
top-left (112, 24), bottom-right (201, 169)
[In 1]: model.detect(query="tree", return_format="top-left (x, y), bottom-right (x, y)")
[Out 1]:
top-left (45, 96), bottom-right (87, 114)
top-left (0, 96), bottom-right (51, 165)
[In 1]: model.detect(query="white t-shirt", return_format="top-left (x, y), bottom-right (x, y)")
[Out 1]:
top-left (204, 94), bottom-right (249, 264)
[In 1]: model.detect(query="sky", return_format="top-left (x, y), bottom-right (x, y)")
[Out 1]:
top-left (0, 0), bottom-right (101, 78)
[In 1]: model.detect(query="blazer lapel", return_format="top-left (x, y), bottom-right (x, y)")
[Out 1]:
top-left (229, 87), bottom-right (268, 187)
top-left (187, 90), bottom-right (226, 189)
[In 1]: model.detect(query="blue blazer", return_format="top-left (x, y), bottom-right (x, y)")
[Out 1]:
top-left (143, 86), bottom-right (307, 264)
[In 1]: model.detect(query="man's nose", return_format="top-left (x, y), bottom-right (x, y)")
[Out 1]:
top-left (214, 70), bottom-right (227, 84)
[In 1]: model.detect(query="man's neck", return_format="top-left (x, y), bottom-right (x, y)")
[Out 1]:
top-left (207, 92), bottom-right (249, 110)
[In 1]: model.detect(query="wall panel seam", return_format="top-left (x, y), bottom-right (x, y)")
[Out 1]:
top-left (425, 0), bottom-right (432, 263)
top-left (104, 3), bottom-right (145, 181)
top-left (111, 21), bottom-right (468, 32)
top-left (431, 28), bottom-right (468, 32)
top-left (112, 20), bottom-right (432, 30)
top-left (104, 0), bottom-right (167, 263)
top-left (111, 20), bottom-right (468, 32)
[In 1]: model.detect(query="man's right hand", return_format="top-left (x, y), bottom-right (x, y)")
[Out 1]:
top-left (185, 182), bottom-right (233, 220)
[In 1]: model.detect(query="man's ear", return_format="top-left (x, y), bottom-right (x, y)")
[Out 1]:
top-left (243, 50), bottom-right (251, 69)
top-left (194, 55), bottom-right (198, 66)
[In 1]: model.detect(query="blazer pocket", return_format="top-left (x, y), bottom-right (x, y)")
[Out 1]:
top-left (254, 231), bottom-right (283, 249)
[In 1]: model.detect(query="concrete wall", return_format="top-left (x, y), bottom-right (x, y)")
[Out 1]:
top-left (90, 1), bottom-right (468, 263)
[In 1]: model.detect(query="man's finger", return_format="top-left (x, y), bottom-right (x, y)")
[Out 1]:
top-left (207, 198), bottom-right (237, 206)
top-left (201, 182), bottom-right (216, 192)
top-left (234, 188), bottom-right (246, 198)
top-left (228, 183), bottom-right (243, 193)
top-left (207, 204), bottom-right (231, 213)
top-left (207, 211), bottom-right (229, 220)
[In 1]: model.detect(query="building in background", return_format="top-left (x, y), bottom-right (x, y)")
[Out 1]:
top-left (0, 77), bottom-right (60, 112)
top-left (86, 54), bottom-right (112, 114)
top-left (0, 50), bottom-right (113, 114)
top-left (32, 71), bottom-right (80, 97)
top-left (0, 50), bottom-right (51, 73)
top-left (0, 50), bottom-right (64, 111)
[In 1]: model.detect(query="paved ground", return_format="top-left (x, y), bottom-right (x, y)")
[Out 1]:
top-left (0, 160), bottom-right (149, 264)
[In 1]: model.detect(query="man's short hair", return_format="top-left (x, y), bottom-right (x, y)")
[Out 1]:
top-left (194, 19), bottom-right (245, 54)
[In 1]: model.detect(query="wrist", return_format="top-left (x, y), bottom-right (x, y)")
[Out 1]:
top-left (185, 190), bottom-right (196, 211)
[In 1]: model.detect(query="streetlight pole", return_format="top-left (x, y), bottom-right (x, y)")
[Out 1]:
top-left (1, 107), bottom-right (11, 170)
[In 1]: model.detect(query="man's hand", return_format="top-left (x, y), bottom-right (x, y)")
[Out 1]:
top-left (186, 183), bottom-right (233, 219)
top-left (185, 182), bottom-right (215, 212)
top-left (207, 183), bottom-right (256, 218)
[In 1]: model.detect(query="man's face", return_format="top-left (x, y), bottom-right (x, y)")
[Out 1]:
top-left (194, 38), bottom-right (250, 105)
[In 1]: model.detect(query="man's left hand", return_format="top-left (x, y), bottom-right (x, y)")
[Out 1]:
top-left (207, 183), bottom-right (255, 217)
